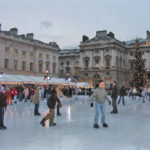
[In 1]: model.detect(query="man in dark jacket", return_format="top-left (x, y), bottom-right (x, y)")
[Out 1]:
top-left (40, 88), bottom-right (60, 126)
top-left (111, 81), bottom-right (118, 113)
top-left (0, 88), bottom-right (7, 130)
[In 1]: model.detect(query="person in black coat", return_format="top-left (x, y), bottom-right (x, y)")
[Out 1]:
top-left (118, 86), bottom-right (126, 105)
top-left (40, 88), bottom-right (60, 126)
top-left (0, 89), bottom-right (7, 129)
top-left (111, 81), bottom-right (118, 113)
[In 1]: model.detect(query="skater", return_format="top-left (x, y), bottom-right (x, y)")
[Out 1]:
top-left (40, 88), bottom-right (61, 126)
top-left (0, 87), bottom-right (7, 130)
top-left (118, 86), bottom-right (126, 105)
top-left (18, 85), bottom-right (24, 102)
top-left (111, 81), bottom-right (118, 114)
top-left (148, 86), bottom-right (150, 101)
top-left (56, 86), bottom-right (65, 116)
top-left (90, 80), bottom-right (111, 129)
top-left (31, 85), bottom-right (41, 116)
top-left (6, 87), bottom-right (12, 105)
top-left (23, 86), bottom-right (29, 102)
top-left (13, 87), bottom-right (18, 103)
top-left (132, 87), bottom-right (137, 100)
top-left (141, 87), bottom-right (146, 103)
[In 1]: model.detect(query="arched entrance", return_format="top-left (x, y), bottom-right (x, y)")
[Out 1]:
top-left (93, 74), bottom-right (101, 88)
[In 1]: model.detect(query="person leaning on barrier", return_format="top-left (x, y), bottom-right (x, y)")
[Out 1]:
top-left (90, 80), bottom-right (111, 129)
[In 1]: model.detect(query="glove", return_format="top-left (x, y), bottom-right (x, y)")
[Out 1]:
top-left (91, 103), bottom-right (93, 107)
top-left (109, 101), bottom-right (111, 105)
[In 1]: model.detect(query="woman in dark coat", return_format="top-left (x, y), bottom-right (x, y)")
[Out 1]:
top-left (40, 88), bottom-right (60, 126)
top-left (0, 89), bottom-right (7, 129)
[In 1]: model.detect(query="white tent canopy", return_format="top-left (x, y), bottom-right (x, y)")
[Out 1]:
top-left (76, 82), bottom-right (92, 88)
top-left (0, 74), bottom-right (75, 86)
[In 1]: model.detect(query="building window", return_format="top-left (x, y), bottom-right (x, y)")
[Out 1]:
top-left (84, 73), bottom-right (88, 77)
top-left (46, 55), bottom-right (49, 59)
top-left (130, 53), bottom-right (133, 56)
top-left (60, 70), bottom-right (64, 76)
top-left (14, 49), bottom-right (18, 55)
top-left (5, 47), bottom-right (9, 54)
top-left (30, 62), bottom-right (33, 72)
top-left (22, 51), bottom-right (26, 56)
top-left (61, 62), bottom-right (64, 66)
top-left (46, 63), bottom-right (49, 71)
top-left (22, 61), bottom-right (26, 71)
top-left (75, 61), bottom-right (79, 66)
top-left (85, 60), bottom-right (89, 68)
top-left (95, 50), bottom-right (99, 53)
top-left (4, 59), bottom-right (8, 69)
top-left (53, 56), bottom-right (56, 61)
top-left (106, 72), bottom-right (110, 76)
top-left (39, 63), bottom-right (42, 73)
top-left (14, 60), bottom-right (18, 70)
top-left (106, 57), bottom-right (110, 67)
top-left (30, 52), bottom-right (33, 59)
top-left (39, 53), bottom-right (42, 59)
top-left (53, 63), bottom-right (56, 74)
top-left (66, 61), bottom-right (70, 65)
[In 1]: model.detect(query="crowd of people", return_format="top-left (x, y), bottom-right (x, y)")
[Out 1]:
top-left (0, 82), bottom-right (150, 130)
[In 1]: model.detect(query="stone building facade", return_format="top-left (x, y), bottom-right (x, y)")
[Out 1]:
top-left (59, 30), bottom-right (150, 88)
top-left (0, 24), bottom-right (59, 77)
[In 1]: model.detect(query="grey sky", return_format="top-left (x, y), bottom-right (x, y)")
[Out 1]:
top-left (0, 0), bottom-right (150, 49)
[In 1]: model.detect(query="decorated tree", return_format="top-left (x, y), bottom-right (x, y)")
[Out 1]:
top-left (129, 39), bottom-right (147, 90)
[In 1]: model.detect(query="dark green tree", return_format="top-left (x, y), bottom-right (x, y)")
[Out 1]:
top-left (129, 39), bottom-right (147, 89)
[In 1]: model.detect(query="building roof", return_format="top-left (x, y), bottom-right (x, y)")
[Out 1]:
top-left (126, 38), bottom-right (146, 46)
top-left (59, 49), bottom-right (80, 54)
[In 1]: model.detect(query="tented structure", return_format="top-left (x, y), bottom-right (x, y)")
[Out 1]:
top-left (76, 82), bottom-right (92, 88)
top-left (0, 74), bottom-right (75, 86)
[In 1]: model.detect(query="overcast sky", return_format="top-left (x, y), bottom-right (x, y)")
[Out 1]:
top-left (0, 0), bottom-right (150, 49)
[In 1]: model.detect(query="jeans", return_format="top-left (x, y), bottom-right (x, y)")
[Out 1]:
top-left (0, 108), bottom-right (5, 127)
top-left (25, 96), bottom-right (28, 102)
top-left (118, 96), bottom-right (125, 105)
top-left (34, 103), bottom-right (39, 115)
top-left (41, 93), bottom-right (44, 100)
top-left (19, 93), bottom-right (23, 101)
top-left (46, 94), bottom-right (50, 102)
top-left (14, 95), bottom-right (17, 102)
top-left (112, 98), bottom-right (118, 112)
top-left (94, 102), bottom-right (106, 125)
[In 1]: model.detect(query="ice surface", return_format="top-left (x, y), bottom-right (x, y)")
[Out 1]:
top-left (0, 96), bottom-right (150, 150)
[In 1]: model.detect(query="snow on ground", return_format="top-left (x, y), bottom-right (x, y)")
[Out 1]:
top-left (0, 95), bottom-right (150, 150)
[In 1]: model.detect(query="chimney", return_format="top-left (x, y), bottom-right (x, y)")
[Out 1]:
top-left (96, 30), bottom-right (107, 38)
top-left (108, 32), bottom-right (115, 38)
top-left (9, 28), bottom-right (18, 35)
top-left (146, 30), bottom-right (150, 46)
top-left (82, 35), bottom-right (89, 42)
top-left (49, 42), bottom-right (58, 47)
top-left (26, 33), bottom-right (34, 39)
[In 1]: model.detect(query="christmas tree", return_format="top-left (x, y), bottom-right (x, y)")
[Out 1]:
top-left (129, 39), bottom-right (147, 90)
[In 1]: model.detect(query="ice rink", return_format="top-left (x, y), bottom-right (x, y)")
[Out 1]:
top-left (0, 95), bottom-right (150, 150)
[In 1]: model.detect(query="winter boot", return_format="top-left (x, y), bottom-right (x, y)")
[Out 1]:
top-left (103, 123), bottom-right (108, 128)
top-left (93, 124), bottom-right (99, 129)
top-left (40, 118), bottom-right (46, 127)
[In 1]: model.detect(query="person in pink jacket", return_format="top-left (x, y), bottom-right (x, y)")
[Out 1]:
top-left (13, 87), bottom-right (18, 103)
top-left (23, 86), bottom-right (29, 102)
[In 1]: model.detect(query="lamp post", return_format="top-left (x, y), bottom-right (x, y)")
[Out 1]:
top-left (44, 70), bottom-right (50, 84)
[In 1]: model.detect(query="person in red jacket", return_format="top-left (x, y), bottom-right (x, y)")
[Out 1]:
top-left (6, 87), bottom-right (12, 105)
top-left (13, 87), bottom-right (18, 103)
top-left (0, 87), bottom-right (7, 129)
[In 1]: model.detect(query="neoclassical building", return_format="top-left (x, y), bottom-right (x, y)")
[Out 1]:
top-left (1, 23), bottom-right (150, 88)
top-left (0, 24), bottom-right (59, 77)
top-left (59, 30), bottom-right (150, 88)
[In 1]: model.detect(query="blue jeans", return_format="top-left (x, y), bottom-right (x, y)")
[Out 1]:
top-left (34, 103), bottom-right (39, 115)
top-left (46, 94), bottom-right (50, 102)
top-left (25, 96), bottom-right (28, 102)
top-left (41, 93), bottom-right (44, 100)
top-left (19, 93), bottom-right (23, 101)
top-left (94, 102), bottom-right (106, 125)
top-left (0, 108), bottom-right (5, 127)
top-left (118, 96), bottom-right (125, 105)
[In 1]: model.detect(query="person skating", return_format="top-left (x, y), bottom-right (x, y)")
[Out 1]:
top-left (118, 86), bottom-right (126, 105)
top-left (90, 80), bottom-right (111, 129)
top-left (0, 87), bottom-right (7, 130)
top-left (13, 87), bottom-right (18, 103)
top-left (111, 81), bottom-right (118, 114)
top-left (31, 85), bottom-right (41, 116)
top-left (40, 88), bottom-right (61, 126)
